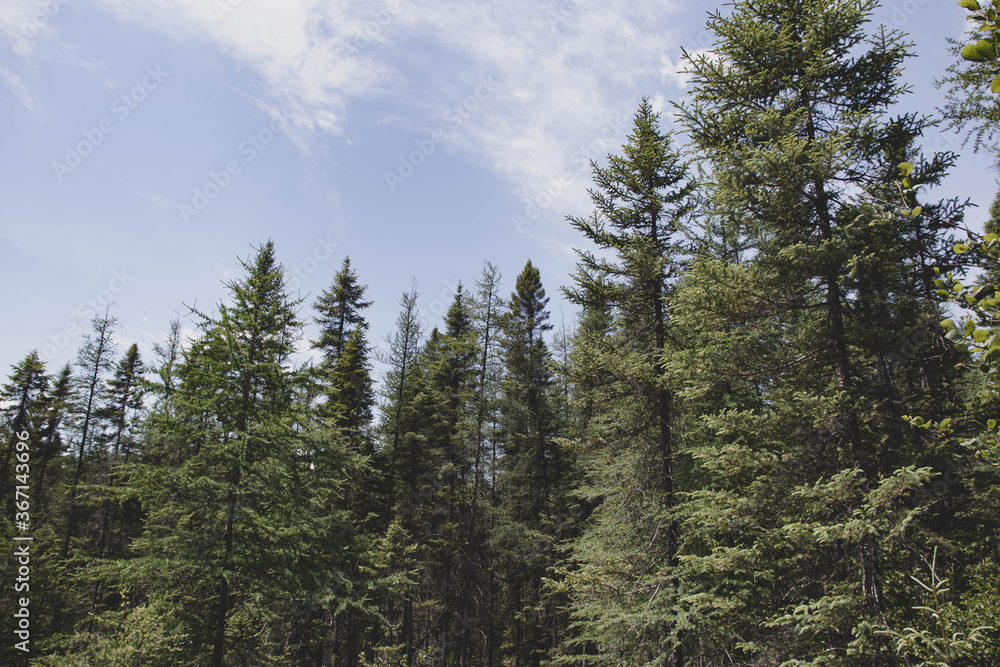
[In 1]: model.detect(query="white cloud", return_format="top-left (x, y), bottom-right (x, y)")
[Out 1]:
top-left (12, 0), bottom-right (689, 239)
top-left (0, 64), bottom-right (36, 111)
top-left (659, 54), bottom-right (692, 89)
top-left (88, 0), bottom-right (684, 196)
top-left (0, 0), bottom-right (64, 58)
top-left (93, 0), bottom-right (399, 134)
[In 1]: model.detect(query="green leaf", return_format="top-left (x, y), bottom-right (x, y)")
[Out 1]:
top-left (973, 329), bottom-right (990, 343)
top-left (960, 0), bottom-right (981, 9)
top-left (966, 320), bottom-right (977, 336)
top-left (993, 75), bottom-right (1000, 93)
top-left (963, 43), bottom-right (988, 61)
top-left (898, 162), bottom-right (914, 176)
top-left (976, 38), bottom-right (996, 59)
top-left (986, 233), bottom-right (999, 243)
top-left (911, 206), bottom-right (923, 217)
top-left (988, 419), bottom-right (997, 429)
top-left (940, 418), bottom-right (952, 430)
top-left (955, 243), bottom-right (972, 254)
top-left (941, 318), bottom-right (957, 332)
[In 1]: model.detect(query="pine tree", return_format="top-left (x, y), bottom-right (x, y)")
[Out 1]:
top-left (377, 286), bottom-right (426, 664)
top-left (80, 241), bottom-right (360, 665)
top-left (467, 262), bottom-right (505, 665)
top-left (63, 312), bottom-right (117, 560)
top-left (313, 256), bottom-right (374, 369)
top-left (402, 286), bottom-right (481, 664)
top-left (666, 0), bottom-right (968, 662)
top-left (494, 261), bottom-right (567, 666)
top-left (85, 344), bottom-right (146, 626)
top-left (559, 99), bottom-right (695, 665)
top-left (0, 351), bottom-right (49, 508)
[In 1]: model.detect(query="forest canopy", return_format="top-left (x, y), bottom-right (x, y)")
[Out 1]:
top-left (2, 1), bottom-right (1000, 665)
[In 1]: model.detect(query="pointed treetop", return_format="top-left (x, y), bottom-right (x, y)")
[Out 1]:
top-left (312, 255), bottom-right (373, 365)
top-left (511, 261), bottom-right (552, 335)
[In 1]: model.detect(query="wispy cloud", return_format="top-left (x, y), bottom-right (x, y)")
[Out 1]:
top-left (0, 64), bottom-right (36, 111)
top-left (93, 0), bottom-right (399, 134)
top-left (9, 0), bottom-right (689, 243)
top-left (84, 0), bottom-right (685, 201)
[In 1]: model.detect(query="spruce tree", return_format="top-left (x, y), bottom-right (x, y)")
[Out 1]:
top-left (467, 262), bottom-right (505, 665)
top-left (667, 0), bottom-right (968, 662)
top-left (79, 241), bottom-right (359, 665)
top-left (63, 312), bottom-right (117, 559)
top-left (311, 258), bottom-right (377, 486)
top-left (495, 261), bottom-right (566, 666)
top-left (560, 98), bottom-right (695, 665)
top-left (0, 351), bottom-right (49, 507)
top-left (85, 344), bottom-right (146, 625)
top-left (377, 286), bottom-right (426, 664)
top-left (0, 352), bottom-right (51, 665)
top-left (313, 256), bottom-right (374, 369)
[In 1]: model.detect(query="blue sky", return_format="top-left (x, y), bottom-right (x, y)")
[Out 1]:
top-left (0, 0), bottom-right (993, 382)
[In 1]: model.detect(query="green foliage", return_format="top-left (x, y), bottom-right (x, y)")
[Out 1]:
top-left (878, 548), bottom-right (994, 665)
top-left (939, 0), bottom-right (1000, 151)
top-left (10, 2), bottom-right (1000, 664)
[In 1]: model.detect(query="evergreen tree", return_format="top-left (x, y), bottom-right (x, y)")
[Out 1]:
top-left (313, 256), bottom-right (374, 369)
top-left (559, 99), bottom-right (695, 665)
top-left (377, 286), bottom-right (426, 664)
top-left (33, 364), bottom-right (72, 519)
top-left (61, 241), bottom-right (362, 666)
top-left (467, 262), bottom-right (505, 665)
top-left (494, 261), bottom-right (567, 666)
top-left (427, 285), bottom-right (481, 664)
top-left (0, 351), bottom-right (49, 507)
top-left (312, 258), bottom-right (376, 447)
top-left (309, 260), bottom-right (380, 661)
top-left (0, 352), bottom-right (51, 665)
top-left (63, 312), bottom-right (117, 559)
top-left (85, 344), bottom-right (146, 626)
top-left (664, 0), bottom-right (968, 662)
